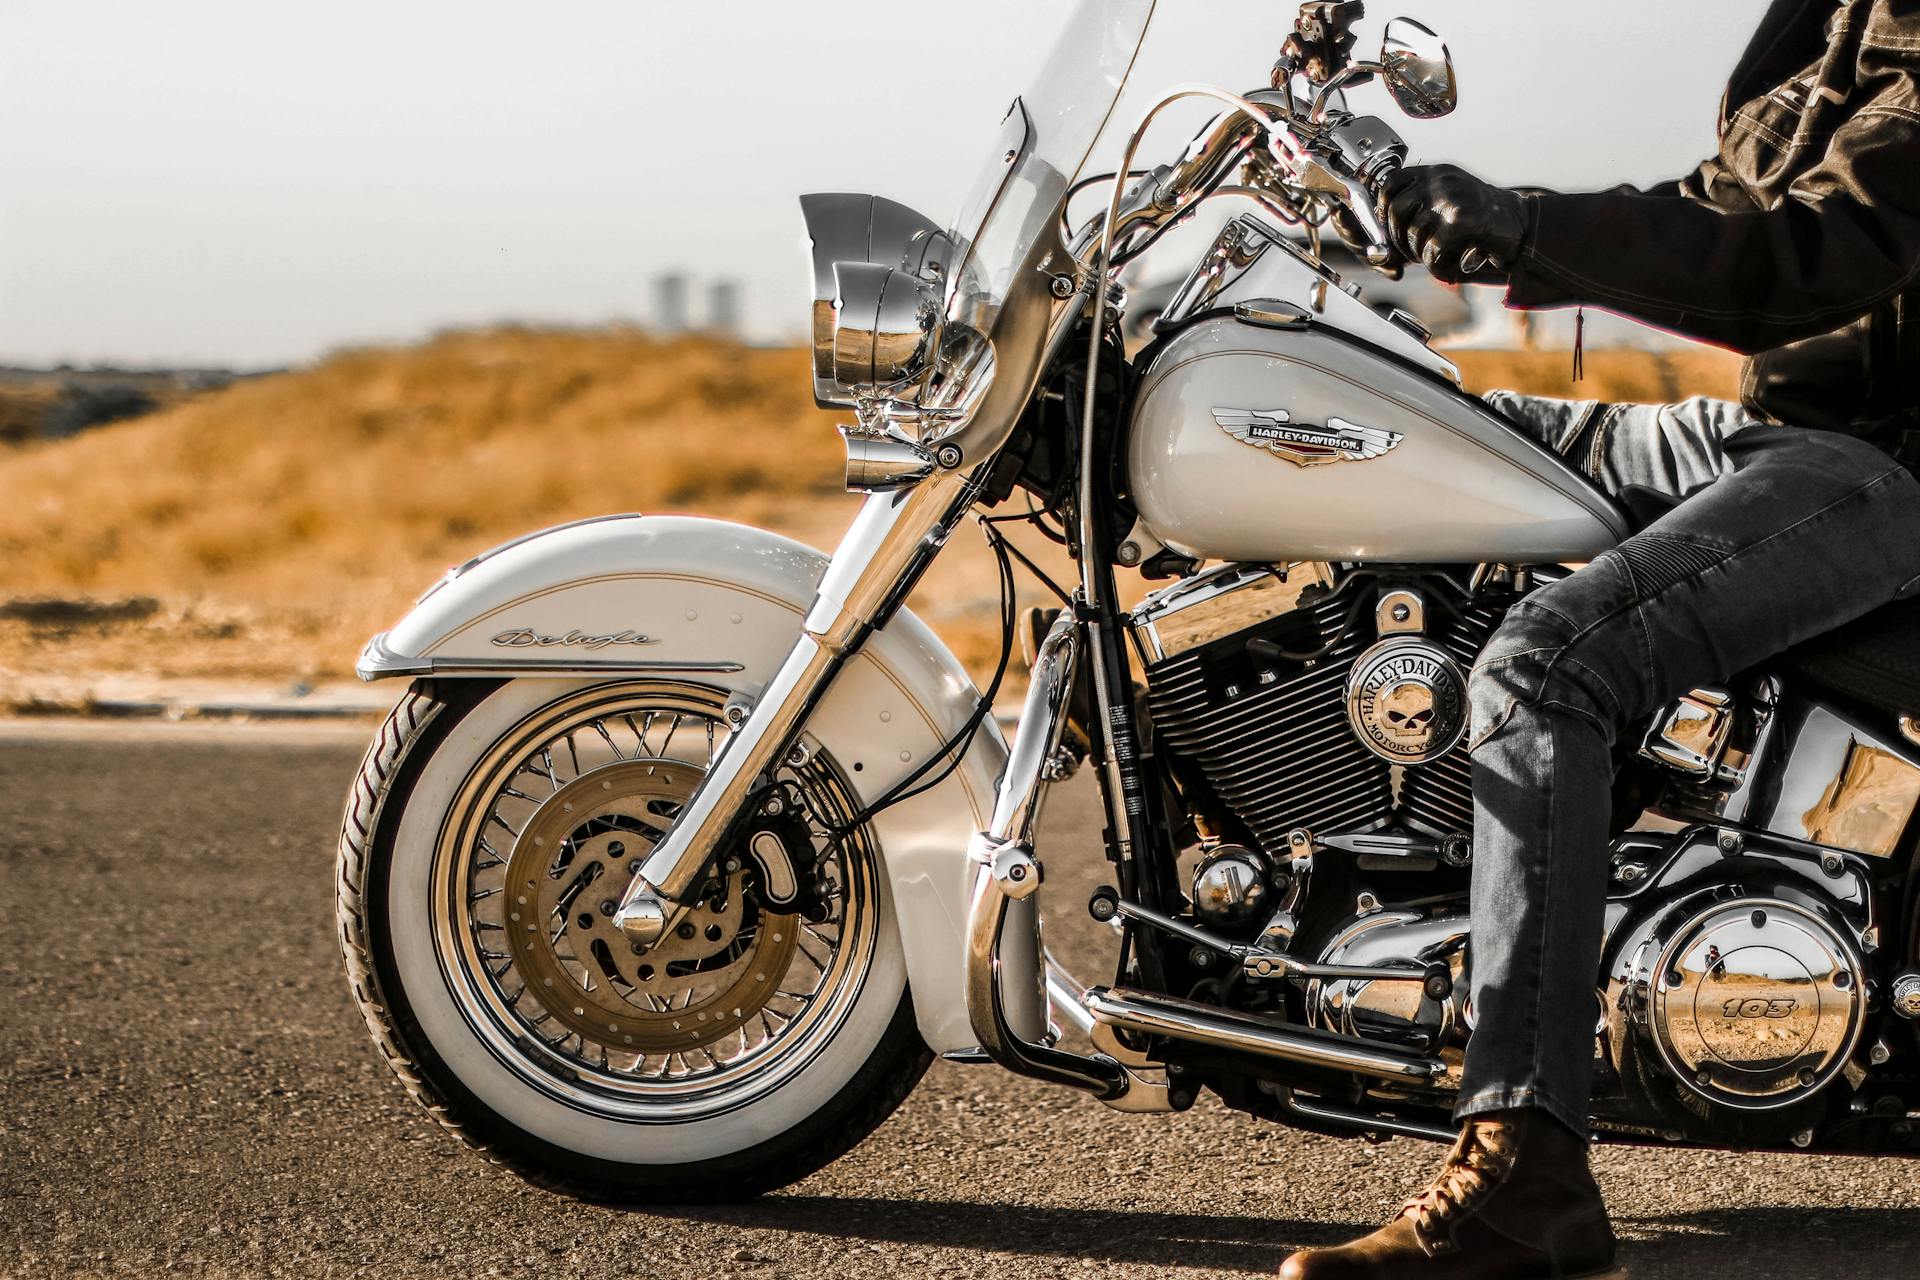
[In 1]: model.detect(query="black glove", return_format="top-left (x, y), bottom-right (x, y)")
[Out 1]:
top-left (1383, 164), bottom-right (1530, 285)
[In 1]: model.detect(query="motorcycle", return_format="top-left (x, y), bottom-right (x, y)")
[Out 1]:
top-left (337, 0), bottom-right (1920, 1200)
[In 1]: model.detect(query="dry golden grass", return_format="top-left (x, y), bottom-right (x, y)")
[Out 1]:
top-left (1452, 347), bottom-right (1741, 403)
top-left (0, 329), bottom-right (851, 686)
top-left (0, 329), bottom-right (1742, 695)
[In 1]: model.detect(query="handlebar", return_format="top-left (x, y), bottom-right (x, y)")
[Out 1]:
top-left (1256, 107), bottom-right (1405, 266)
top-left (1075, 90), bottom-right (1411, 282)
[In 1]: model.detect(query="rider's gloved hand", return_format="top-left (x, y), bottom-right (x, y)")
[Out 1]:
top-left (1383, 164), bottom-right (1531, 285)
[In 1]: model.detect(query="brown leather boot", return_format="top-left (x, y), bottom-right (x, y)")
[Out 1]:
top-left (1278, 1110), bottom-right (1623, 1280)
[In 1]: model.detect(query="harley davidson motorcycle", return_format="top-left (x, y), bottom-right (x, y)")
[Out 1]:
top-left (337, 1), bottom-right (1920, 1201)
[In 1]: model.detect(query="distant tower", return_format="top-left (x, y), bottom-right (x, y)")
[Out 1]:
top-left (652, 273), bottom-right (690, 334)
top-left (706, 279), bottom-right (743, 337)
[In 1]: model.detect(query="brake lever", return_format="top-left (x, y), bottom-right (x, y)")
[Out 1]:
top-left (1271, 111), bottom-right (1406, 269)
top-left (1337, 174), bottom-right (1394, 267)
top-left (1292, 155), bottom-right (1394, 266)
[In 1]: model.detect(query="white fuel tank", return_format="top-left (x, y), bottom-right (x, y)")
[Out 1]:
top-left (1126, 315), bottom-right (1628, 564)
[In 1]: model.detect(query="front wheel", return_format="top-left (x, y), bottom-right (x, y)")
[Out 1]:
top-left (336, 677), bottom-right (931, 1202)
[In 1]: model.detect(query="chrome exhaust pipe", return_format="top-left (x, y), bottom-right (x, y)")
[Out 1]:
top-left (1085, 986), bottom-right (1447, 1083)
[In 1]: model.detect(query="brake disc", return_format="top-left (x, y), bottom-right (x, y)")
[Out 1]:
top-left (502, 759), bottom-right (799, 1054)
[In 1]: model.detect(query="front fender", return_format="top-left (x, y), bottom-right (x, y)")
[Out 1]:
top-left (362, 513), bottom-right (1005, 1054)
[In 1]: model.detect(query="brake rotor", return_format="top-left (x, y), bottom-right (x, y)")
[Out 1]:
top-left (502, 759), bottom-right (799, 1053)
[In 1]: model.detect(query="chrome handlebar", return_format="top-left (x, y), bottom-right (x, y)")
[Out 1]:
top-left (1085, 95), bottom-right (1407, 276)
top-left (1105, 110), bottom-right (1267, 256)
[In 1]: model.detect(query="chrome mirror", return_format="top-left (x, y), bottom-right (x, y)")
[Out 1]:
top-left (1380, 18), bottom-right (1456, 119)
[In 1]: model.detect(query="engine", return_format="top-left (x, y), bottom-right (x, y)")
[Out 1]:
top-left (1134, 560), bottom-right (1886, 1143)
top-left (1132, 561), bottom-right (1510, 854)
top-left (1295, 865), bottom-right (1871, 1134)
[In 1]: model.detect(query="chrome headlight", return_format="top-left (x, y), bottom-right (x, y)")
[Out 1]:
top-left (829, 261), bottom-right (941, 394)
top-left (800, 193), bottom-right (954, 408)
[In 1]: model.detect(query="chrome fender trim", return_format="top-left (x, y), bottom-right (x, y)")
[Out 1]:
top-left (361, 513), bottom-right (1006, 1054)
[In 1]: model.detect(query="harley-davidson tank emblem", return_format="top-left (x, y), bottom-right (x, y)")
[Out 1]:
top-left (1212, 407), bottom-right (1404, 468)
top-left (490, 627), bottom-right (658, 651)
top-left (1345, 637), bottom-right (1468, 764)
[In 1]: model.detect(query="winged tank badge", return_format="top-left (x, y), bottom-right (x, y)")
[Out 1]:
top-left (1212, 407), bottom-right (1404, 468)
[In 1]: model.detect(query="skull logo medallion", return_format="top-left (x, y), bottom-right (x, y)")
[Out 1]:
top-left (1345, 637), bottom-right (1468, 764)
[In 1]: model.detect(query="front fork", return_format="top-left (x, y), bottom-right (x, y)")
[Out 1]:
top-left (609, 475), bottom-right (1162, 1107)
top-left (610, 293), bottom-right (1161, 1102)
top-left (612, 467), bottom-right (975, 943)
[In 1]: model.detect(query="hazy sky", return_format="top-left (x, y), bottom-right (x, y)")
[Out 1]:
top-left (1, 0), bottom-right (1771, 368)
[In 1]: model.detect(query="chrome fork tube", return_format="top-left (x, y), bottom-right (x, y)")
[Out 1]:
top-left (614, 468), bottom-right (973, 943)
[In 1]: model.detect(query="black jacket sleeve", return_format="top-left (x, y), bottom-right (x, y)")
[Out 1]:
top-left (1506, 104), bottom-right (1920, 354)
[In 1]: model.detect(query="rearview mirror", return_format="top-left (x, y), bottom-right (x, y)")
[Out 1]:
top-left (1381, 18), bottom-right (1456, 119)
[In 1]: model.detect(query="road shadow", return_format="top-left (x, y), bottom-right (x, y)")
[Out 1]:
top-left (1617, 1205), bottom-right (1920, 1280)
top-left (659, 1196), bottom-right (1367, 1272)
top-left (657, 1197), bottom-right (1920, 1275)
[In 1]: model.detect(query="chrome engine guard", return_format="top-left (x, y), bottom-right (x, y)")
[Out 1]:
top-left (961, 610), bottom-right (1171, 1110)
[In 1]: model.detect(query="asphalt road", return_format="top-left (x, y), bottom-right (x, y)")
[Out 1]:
top-left (5, 720), bottom-right (1920, 1279)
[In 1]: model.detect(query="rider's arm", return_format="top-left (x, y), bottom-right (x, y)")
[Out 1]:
top-left (1505, 105), bottom-right (1920, 354)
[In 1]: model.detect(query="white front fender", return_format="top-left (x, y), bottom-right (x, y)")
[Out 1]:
top-left (362, 513), bottom-right (1005, 1054)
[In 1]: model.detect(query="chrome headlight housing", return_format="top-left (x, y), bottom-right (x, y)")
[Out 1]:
top-left (800, 193), bottom-right (955, 409)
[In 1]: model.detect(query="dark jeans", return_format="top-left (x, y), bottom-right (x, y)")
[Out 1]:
top-left (1457, 392), bottom-right (1920, 1138)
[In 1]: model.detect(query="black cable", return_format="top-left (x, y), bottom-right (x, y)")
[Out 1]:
top-left (1023, 490), bottom-right (1073, 546)
top-left (1060, 169), bottom-right (1154, 238)
top-left (824, 518), bottom-right (1019, 834)
top-left (990, 526), bottom-right (1073, 606)
top-left (848, 528), bottom-right (1014, 816)
top-left (978, 500), bottom-right (1072, 601)
top-left (1245, 584), bottom-right (1373, 664)
top-left (1027, 513), bottom-right (1070, 546)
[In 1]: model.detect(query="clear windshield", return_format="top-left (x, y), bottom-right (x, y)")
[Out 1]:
top-left (949, 0), bottom-right (1156, 267)
top-left (931, 0), bottom-right (1155, 418)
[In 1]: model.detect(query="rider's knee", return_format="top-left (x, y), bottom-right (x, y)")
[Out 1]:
top-left (1467, 602), bottom-right (1621, 749)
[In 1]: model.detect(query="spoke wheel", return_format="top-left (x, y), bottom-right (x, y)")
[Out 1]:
top-left (501, 759), bottom-right (800, 1054)
top-left (431, 683), bottom-right (877, 1116)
